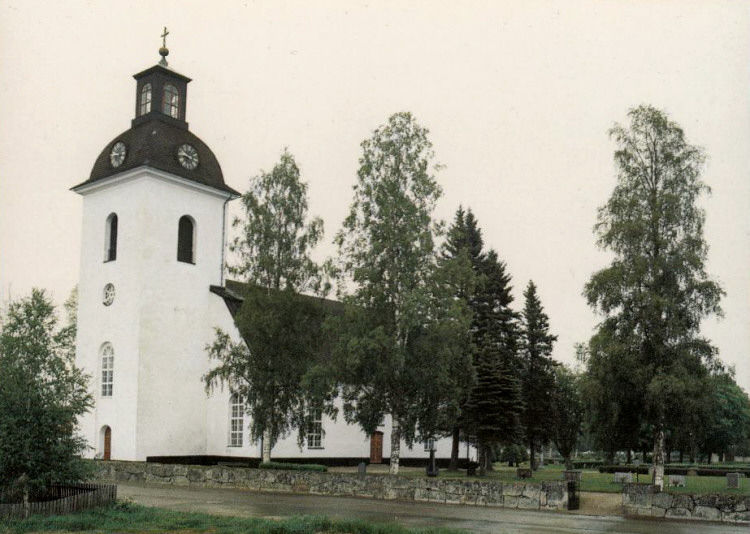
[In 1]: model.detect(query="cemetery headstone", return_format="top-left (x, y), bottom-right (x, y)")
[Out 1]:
top-left (562, 470), bottom-right (582, 482)
top-left (727, 472), bottom-right (740, 489)
top-left (357, 462), bottom-right (367, 476)
top-left (614, 472), bottom-right (632, 484)
top-left (667, 475), bottom-right (686, 487)
top-left (517, 468), bottom-right (533, 479)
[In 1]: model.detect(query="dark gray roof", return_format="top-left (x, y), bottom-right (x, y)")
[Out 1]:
top-left (210, 280), bottom-right (344, 318)
top-left (73, 117), bottom-right (240, 197)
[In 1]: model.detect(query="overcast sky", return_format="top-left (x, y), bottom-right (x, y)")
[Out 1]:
top-left (1, 0), bottom-right (748, 391)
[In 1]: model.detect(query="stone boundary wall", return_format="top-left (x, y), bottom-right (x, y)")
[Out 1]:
top-left (623, 483), bottom-right (749, 523)
top-left (92, 461), bottom-right (568, 510)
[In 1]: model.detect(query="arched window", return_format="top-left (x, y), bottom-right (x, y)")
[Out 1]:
top-left (101, 343), bottom-right (114, 397)
top-left (162, 84), bottom-right (180, 118)
top-left (229, 394), bottom-right (244, 447)
top-left (139, 83), bottom-right (152, 116)
top-left (177, 215), bottom-right (195, 263)
top-left (105, 213), bottom-right (118, 262)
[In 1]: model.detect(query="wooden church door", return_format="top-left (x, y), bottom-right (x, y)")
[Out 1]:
top-left (104, 427), bottom-right (111, 460)
top-left (370, 431), bottom-right (383, 463)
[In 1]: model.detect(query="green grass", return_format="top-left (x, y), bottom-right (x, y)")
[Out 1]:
top-left (0, 500), bottom-right (466, 534)
top-left (399, 463), bottom-right (750, 495)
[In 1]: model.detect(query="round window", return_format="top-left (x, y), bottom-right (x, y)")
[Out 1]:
top-left (103, 283), bottom-right (116, 306)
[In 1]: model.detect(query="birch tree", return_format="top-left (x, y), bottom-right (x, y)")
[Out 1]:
top-left (204, 149), bottom-right (330, 462)
top-left (584, 105), bottom-right (723, 488)
top-left (331, 112), bottom-right (470, 475)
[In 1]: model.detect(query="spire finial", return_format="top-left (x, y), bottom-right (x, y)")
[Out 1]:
top-left (159, 27), bottom-right (170, 66)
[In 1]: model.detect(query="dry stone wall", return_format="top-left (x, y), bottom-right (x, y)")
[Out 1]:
top-left (623, 483), bottom-right (749, 523)
top-left (92, 461), bottom-right (568, 510)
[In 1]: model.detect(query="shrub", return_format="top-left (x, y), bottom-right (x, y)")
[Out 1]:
top-left (258, 461), bottom-right (327, 472)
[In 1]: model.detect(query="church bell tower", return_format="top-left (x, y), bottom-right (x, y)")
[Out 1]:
top-left (72, 34), bottom-right (239, 461)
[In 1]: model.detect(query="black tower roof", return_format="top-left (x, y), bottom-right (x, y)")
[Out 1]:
top-left (73, 57), bottom-right (239, 197)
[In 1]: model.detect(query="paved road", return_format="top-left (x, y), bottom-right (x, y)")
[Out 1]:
top-left (118, 483), bottom-right (747, 534)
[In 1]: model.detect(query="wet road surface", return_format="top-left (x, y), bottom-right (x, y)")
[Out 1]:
top-left (117, 483), bottom-right (747, 533)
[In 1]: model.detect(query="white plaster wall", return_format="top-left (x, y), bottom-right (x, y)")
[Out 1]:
top-left (75, 168), bottom-right (232, 461)
top-left (132, 174), bottom-right (229, 460)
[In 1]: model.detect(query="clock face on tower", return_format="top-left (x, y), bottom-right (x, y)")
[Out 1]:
top-left (110, 142), bottom-right (127, 167)
top-left (177, 144), bottom-right (199, 170)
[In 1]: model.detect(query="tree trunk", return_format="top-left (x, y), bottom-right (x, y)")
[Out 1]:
top-left (679, 450), bottom-right (684, 463)
top-left (529, 438), bottom-right (536, 471)
top-left (262, 428), bottom-right (272, 463)
top-left (389, 415), bottom-right (401, 475)
top-left (564, 455), bottom-right (573, 471)
top-left (626, 449), bottom-right (632, 464)
top-left (477, 442), bottom-right (486, 477)
top-left (652, 423), bottom-right (666, 490)
top-left (448, 426), bottom-right (460, 471)
top-left (707, 452), bottom-right (712, 465)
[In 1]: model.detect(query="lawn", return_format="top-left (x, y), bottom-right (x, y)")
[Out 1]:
top-left (397, 463), bottom-right (750, 495)
top-left (0, 501), bottom-right (465, 534)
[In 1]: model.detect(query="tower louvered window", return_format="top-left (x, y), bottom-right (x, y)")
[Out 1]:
top-left (105, 214), bottom-right (118, 262)
top-left (177, 216), bottom-right (195, 263)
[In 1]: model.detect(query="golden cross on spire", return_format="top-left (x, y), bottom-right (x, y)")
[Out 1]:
top-left (159, 27), bottom-right (170, 66)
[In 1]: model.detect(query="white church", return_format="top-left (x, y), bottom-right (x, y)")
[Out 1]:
top-left (72, 47), bottom-right (469, 466)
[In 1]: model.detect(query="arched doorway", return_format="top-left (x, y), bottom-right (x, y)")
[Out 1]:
top-left (101, 426), bottom-right (111, 460)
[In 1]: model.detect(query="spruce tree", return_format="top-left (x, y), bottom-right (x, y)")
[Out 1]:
top-left (464, 342), bottom-right (523, 475)
top-left (441, 207), bottom-right (524, 473)
top-left (520, 280), bottom-right (558, 470)
top-left (440, 207), bottom-right (483, 470)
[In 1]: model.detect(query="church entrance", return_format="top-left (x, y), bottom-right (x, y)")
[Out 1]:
top-left (369, 431), bottom-right (383, 463)
top-left (103, 426), bottom-right (111, 460)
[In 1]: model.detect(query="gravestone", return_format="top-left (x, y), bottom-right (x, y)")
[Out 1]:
top-left (357, 462), bottom-right (367, 476)
top-left (562, 470), bottom-right (582, 482)
top-left (517, 468), bottom-right (532, 479)
top-left (667, 475), bottom-right (686, 487)
top-left (614, 472), bottom-right (632, 483)
top-left (727, 472), bottom-right (740, 489)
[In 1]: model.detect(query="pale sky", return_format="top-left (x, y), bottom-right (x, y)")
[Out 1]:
top-left (1, 1), bottom-right (748, 392)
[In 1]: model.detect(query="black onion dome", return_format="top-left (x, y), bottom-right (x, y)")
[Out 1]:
top-left (75, 118), bottom-right (239, 196)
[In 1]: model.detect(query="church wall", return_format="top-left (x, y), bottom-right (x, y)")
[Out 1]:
top-left (131, 174), bottom-right (230, 460)
top-left (76, 177), bottom-right (151, 460)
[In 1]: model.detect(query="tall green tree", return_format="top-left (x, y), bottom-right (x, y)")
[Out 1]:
top-left (204, 149), bottom-right (330, 462)
top-left (700, 371), bottom-right (750, 462)
top-left (464, 343), bottom-right (523, 476)
top-left (584, 105), bottom-right (723, 488)
top-left (520, 280), bottom-right (557, 471)
top-left (440, 207), bottom-right (481, 470)
top-left (550, 364), bottom-right (583, 470)
top-left (0, 289), bottom-right (92, 496)
top-left (579, 329), bottom-right (644, 464)
top-left (331, 112), bottom-right (471, 475)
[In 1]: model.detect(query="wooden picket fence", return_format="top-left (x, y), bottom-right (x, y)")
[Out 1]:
top-left (0, 483), bottom-right (117, 520)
